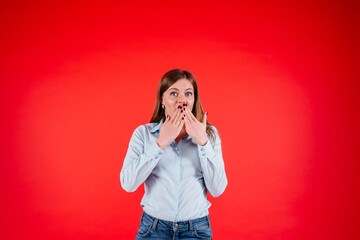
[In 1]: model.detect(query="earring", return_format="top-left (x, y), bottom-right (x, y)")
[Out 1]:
top-left (162, 104), bottom-right (165, 109)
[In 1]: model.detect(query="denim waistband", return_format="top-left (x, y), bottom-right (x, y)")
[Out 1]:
top-left (141, 211), bottom-right (210, 232)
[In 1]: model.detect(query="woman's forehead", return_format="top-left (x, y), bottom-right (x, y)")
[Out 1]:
top-left (168, 79), bottom-right (194, 90)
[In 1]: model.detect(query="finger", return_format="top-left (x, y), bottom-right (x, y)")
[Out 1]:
top-left (183, 105), bottom-right (189, 120)
top-left (179, 116), bottom-right (185, 128)
top-left (184, 111), bottom-right (191, 126)
top-left (185, 105), bottom-right (196, 122)
top-left (179, 106), bottom-right (186, 127)
top-left (173, 108), bottom-right (182, 126)
top-left (202, 112), bottom-right (207, 124)
top-left (187, 106), bottom-right (197, 122)
top-left (182, 107), bottom-right (187, 121)
top-left (170, 108), bottom-right (179, 124)
top-left (177, 111), bottom-right (183, 127)
top-left (180, 105), bottom-right (185, 115)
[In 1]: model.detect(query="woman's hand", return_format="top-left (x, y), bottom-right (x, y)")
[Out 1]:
top-left (183, 105), bottom-right (208, 146)
top-left (156, 108), bottom-right (184, 149)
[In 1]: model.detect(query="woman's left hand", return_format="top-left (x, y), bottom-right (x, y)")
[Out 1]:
top-left (183, 105), bottom-right (208, 146)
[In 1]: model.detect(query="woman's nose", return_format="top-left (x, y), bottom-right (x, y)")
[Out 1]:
top-left (178, 99), bottom-right (186, 104)
top-left (177, 100), bottom-right (187, 107)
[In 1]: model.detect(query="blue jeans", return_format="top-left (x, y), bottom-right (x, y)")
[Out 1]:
top-left (135, 211), bottom-right (213, 240)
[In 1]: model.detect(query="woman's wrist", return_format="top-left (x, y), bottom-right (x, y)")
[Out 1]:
top-left (156, 138), bottom-right (167, 150)
top-left (198, 136), bottom-right (208, 146)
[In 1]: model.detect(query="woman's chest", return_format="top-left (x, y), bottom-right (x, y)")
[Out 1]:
top-left (153, 140), bottom-right (202, 178)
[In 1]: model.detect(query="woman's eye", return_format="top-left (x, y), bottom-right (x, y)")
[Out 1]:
top-left (170, 92), bottom-right (178, 96)
top-left (186, 92), bottom-right (193, 96)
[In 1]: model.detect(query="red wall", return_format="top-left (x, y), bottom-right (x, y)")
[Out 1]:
top-left (1, 1), bottom-right (359, 239)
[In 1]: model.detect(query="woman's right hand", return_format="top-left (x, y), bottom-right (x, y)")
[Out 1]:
top-left (156, 108), bottom-right (184, 149)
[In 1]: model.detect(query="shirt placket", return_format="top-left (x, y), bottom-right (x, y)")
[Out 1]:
top-left (173, 141), bottom-right (182, 221)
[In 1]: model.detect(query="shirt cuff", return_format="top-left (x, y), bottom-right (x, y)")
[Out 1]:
top-left (198, 139), bottom-right (215, 158)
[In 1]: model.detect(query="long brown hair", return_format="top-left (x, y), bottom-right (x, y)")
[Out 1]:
top-left (150, 69), bottom-right (216, 146)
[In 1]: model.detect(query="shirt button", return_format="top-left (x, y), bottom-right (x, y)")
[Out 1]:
top-left (201, 148), bottom-right (204, 151)
top-left (159, 152), bottom-right (162, 155)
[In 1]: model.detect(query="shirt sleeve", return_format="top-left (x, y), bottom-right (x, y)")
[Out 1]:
top-left (120, 125), bottom-right (164, 192)
top-left (197, 126), bottom-right (228, 197)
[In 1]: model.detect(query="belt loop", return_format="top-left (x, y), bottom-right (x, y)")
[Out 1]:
top-left (152, 218), bottom-right (159, 231)
top-left (188, 220), bottom-right (194, 232)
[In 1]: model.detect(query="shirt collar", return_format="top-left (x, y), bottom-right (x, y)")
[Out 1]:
top-left (149, 119), bottom-right (164, 133)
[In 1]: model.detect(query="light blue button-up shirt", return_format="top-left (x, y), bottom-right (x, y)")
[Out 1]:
top-left (120, 120), bottom-right (227, 221)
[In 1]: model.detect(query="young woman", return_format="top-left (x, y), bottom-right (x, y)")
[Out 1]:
top-left (120, 69), bottom-right (228, 239)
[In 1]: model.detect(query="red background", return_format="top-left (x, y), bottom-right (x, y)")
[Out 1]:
top-left (1, 0), bottom-right (359, 239)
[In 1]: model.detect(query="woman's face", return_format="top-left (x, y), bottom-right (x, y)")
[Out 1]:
top-left (162, 79), bottom-right (195, 119)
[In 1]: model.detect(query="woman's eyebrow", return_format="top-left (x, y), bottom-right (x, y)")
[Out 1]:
top-left (168, 88), bottom-right (193, 91)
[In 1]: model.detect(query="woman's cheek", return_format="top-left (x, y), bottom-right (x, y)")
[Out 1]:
top-left (169, 109), bottom-right (177, 118)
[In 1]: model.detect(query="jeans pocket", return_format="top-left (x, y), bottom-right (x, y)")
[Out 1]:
top-left (193, 222), bottom-right (213, 239)
top-left (137, 221), bottom-right (152, 238)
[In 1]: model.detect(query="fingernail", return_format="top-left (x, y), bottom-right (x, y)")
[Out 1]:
top-left (181, 110), bottom-right (183, 113)
top-left (184, 114), bottom-right (185, 117)
top-left (182, 117), bottom-right (184, 120)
